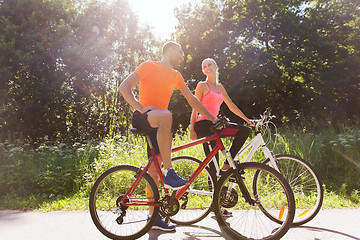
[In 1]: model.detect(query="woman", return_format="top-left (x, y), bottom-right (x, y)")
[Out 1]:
top-left (190, 58), bottom-right (254, 174)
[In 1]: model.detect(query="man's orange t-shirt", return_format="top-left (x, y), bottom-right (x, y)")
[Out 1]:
top-left (135, 61), bottom-right (186, 110)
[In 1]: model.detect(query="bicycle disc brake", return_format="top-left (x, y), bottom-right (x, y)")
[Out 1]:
top-left (160, 195), bottom-right (180, 216)
top-left (220, 186), bottom-right (238, 208)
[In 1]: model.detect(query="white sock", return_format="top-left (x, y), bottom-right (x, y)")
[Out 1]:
top-left (164, 168), bottom-right (173, 177)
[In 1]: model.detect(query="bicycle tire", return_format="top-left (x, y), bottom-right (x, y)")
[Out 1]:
top-left (262, 154), bottom-right (323, 226)
top-left (89, 165), bottom-right (160, 240)
top-left (169, 156), bottom-right (216, 225)
top-left (214, 162), bottom-right (295, 240)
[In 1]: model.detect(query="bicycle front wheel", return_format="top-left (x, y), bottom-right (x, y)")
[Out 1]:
top-left (214, 162), bottom-right (295, 240)
top-left (89, 165), bottom-right (159, 240)
top-left (263, 154), bottom-right (323, 226)
top-left (170, 156), bottom-right (216, 225)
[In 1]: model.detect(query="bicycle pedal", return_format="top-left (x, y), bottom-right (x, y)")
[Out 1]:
top-left (229, 177), bottom-right (237, 183)
top-left (164, 216), bottom-right (170, 224)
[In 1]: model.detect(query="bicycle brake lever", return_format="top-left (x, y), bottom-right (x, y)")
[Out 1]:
top-left (211, 119), bottom-right (226, 132)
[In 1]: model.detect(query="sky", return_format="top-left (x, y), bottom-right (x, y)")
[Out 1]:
top-left (128, 0), bottom-right (198, 40)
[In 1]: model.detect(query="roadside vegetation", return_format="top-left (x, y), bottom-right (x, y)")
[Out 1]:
top-left (1, 125), bottom-right (359, 211)
top-left (1, 0), bottom-right (359, 212)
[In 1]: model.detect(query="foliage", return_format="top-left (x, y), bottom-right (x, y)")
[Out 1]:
top-left (272, 125), bottom-right (360, 194)
top-left (174, 0), bottom-right (360, 128)
top-left (0, 126), bottom-right (359, 210)
top-left (1, 0), bottom-right (359, 143)
top-left (0, 0), bottom-right (359, 210)
top-left (0, 137), bottom-right (98, 198)
top-left (0, 0), bottom-right (159, 143)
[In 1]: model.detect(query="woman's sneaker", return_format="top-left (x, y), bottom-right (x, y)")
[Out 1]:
top-left (148, 214), bottom-right (176, 232)
top-left (221, 208), bottom-right (233, 217)
top-left (210, 207), bottom-right (233, 218)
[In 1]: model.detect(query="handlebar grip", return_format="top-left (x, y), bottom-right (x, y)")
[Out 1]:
top-left (210, 119), bottom-right (226, 133)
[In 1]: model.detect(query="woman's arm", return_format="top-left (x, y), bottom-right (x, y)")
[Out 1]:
top-left (220, 85), bottom-right (254, 126)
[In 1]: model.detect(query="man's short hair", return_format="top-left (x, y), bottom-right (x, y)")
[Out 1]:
top-left (162, 41), bottom-right (181, 55)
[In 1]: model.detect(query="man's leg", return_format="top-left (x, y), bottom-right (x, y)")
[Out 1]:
top-left (132, 110), bottom-right (177, 231)
top-left (147, 109), bottom-right (172, 169)
top-left (147, 109), bottom-right (188, 190)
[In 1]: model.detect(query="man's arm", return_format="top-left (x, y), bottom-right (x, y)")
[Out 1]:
top-left (189, 82), bottom-right (205, 140)
top-left (180, 86), bottom-right (217, 123)
top-left (119, 72), bottom-right (156, 113)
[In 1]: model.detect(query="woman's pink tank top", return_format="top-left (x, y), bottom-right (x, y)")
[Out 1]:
top-left (197, 82), bottom-right (223, 121)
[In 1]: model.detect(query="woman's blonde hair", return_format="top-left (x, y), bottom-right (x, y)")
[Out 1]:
top-left (202, 58), bottom-right (219, 82)
top-left (201, 58), bottom-right (218, 68)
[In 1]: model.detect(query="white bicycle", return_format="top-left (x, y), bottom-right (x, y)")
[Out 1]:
top-left (172, 107), bottom-right (323, 226)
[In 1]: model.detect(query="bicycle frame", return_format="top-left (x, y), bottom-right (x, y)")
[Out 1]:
top-left (121, 132), bottom-right (227, 206)
top-left (233, 131), bottom-right (280, 172)
top-left (121, 127), bottom-right (278, 207)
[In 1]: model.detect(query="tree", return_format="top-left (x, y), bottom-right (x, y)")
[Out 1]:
top-left (0, 0), bottom-right (159, 142)
top-left (173, 0), bottom-right (360, 127)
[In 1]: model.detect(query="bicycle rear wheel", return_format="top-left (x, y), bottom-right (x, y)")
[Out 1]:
top-left (214, 162), bottom-right (295, 240)
top-left (89, 165), bottom-right (159, 240)
top-left (263, 154), bottom-right (323, 226)
top-left (169, 156), bottom-right (216, 225)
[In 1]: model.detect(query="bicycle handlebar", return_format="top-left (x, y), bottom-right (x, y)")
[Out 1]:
top-left (254, 107), bottom-right (276, 131)
top-left (211, 107), bottom-right (275, 133)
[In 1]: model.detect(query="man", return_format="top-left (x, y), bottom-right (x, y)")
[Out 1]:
top-left (119, 41), bottom-right (216, 231)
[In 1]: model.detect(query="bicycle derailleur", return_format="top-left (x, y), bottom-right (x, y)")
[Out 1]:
top-left (114, 195), bottom-right (129, 225)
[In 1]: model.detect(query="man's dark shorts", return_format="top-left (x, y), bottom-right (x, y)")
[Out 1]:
top-left (132, 110), bottom-right (160, 158)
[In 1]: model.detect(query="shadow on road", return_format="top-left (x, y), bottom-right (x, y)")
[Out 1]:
top-left (145, 223), bottom-right (232, 239)
top-left (144, 223), bottom-right (360, 240)
top-left (1, 210), bottom-right (359, 240)
top-left (284, 226), bottom-right (360, 240)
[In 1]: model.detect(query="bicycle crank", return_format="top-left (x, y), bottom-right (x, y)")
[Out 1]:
top-left (159, 194), bottom-right (180, 217)
top-left (220, 186), bottom-right (238, 208)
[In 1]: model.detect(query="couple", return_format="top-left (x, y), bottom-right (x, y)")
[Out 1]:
top-left (119, 41), bottom-right (253, 231)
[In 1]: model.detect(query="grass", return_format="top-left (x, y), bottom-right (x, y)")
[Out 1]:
top-left (0, 125), bottom-right (359, 211)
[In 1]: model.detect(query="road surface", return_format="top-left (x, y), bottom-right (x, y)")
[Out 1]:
top-left (0, 209), bottom-right (359, 240)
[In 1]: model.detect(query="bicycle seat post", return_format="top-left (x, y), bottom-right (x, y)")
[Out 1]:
top-left (130, 128), bottom-right (155, 152)
top-left (207, 142), bottom-right (221, 175)
top-left (145, 135), bottom-right (154, 150)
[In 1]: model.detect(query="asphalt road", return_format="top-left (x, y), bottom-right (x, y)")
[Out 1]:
top-left (0, 209), bottom-right (359, 240)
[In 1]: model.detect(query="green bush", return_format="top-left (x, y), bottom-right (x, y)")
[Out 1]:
top-left (0, 125), bottom-right (359, 210)
top-left (0, 138), bottom-right (98, 201)
top-left (271, 126), bottom-right (360, 194)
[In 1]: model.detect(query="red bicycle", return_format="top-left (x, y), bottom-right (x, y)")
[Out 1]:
top-left (89, 118), bottom-right (295, 240)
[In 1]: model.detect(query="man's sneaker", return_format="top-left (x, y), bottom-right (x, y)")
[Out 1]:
top-left (148, 214), bottom-right (176, 232)
top-left (163, 168), bottom-right (188, 190)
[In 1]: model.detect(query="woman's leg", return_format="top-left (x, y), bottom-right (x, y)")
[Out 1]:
top-left (229, 124), bottom-right (250, 158)
top-left (221, 123), bottom-right (250, 170)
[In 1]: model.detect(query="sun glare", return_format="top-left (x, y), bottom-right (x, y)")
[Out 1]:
top-left (129, 0), bottom-right (195, 40)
